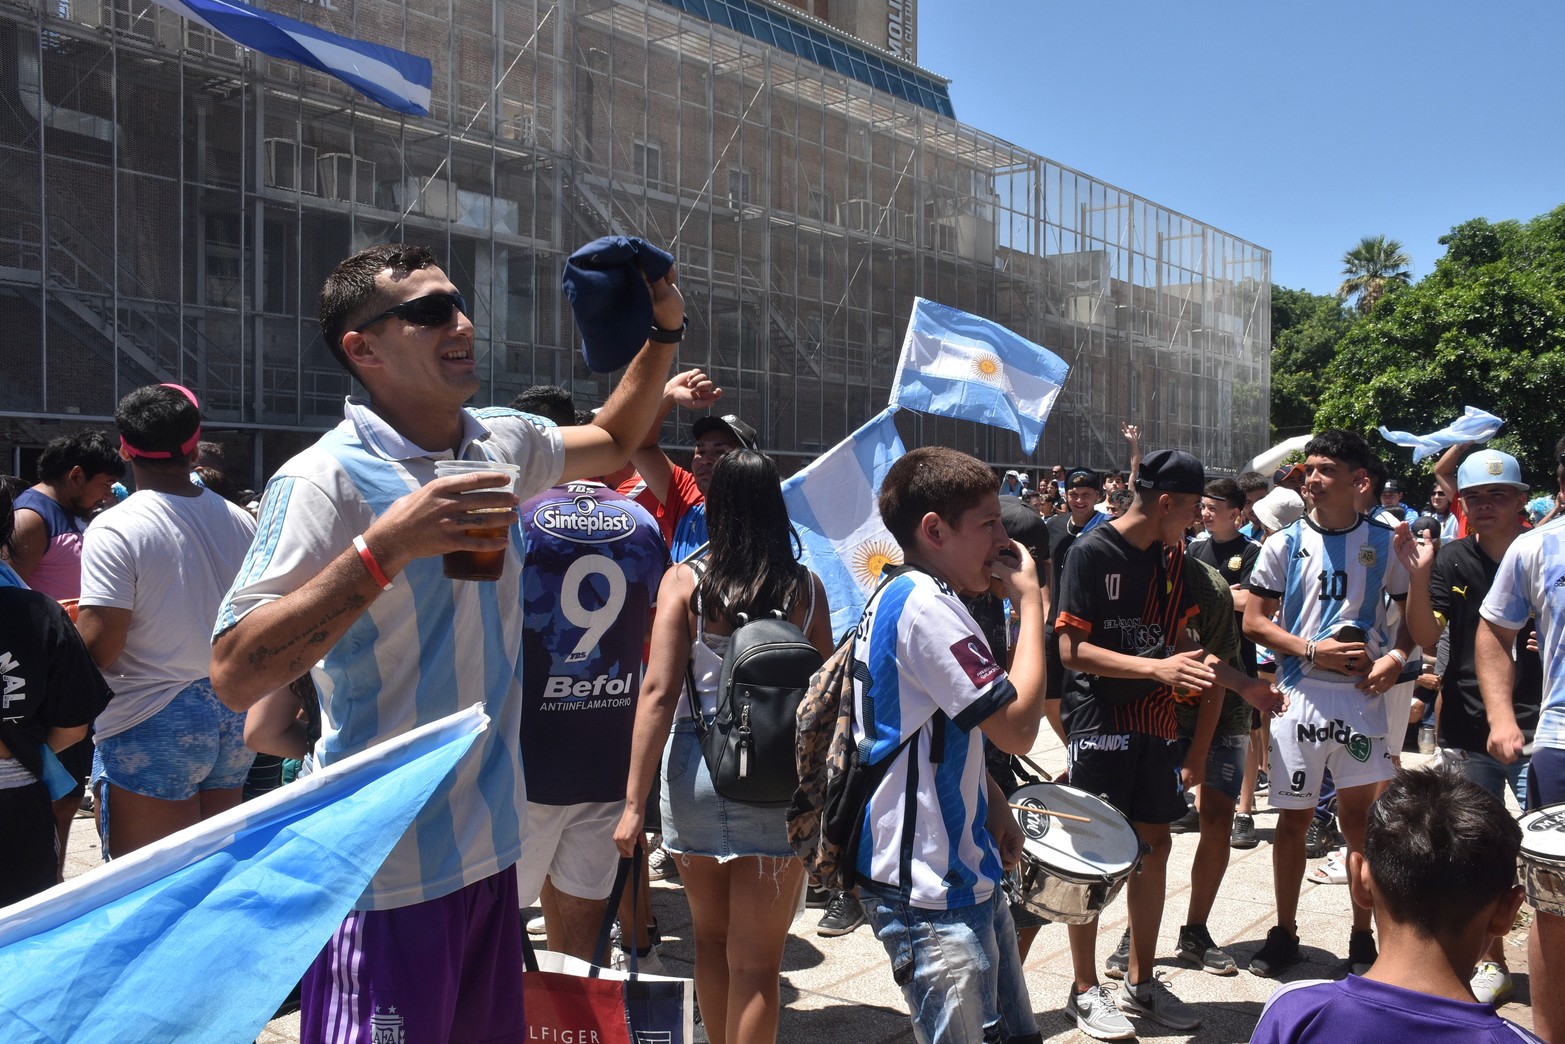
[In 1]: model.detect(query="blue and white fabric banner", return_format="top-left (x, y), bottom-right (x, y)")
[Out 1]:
top-left (149, 0), bottom-right (433, 115)
top-left (783, 407), bottom-right (906, 641)
top-left (1378, 406), bottom-right (1504, 462)
top-left (890, 298), bottom-right (1070, 454)
top-left (0, 705), bottom-right (487, 1043)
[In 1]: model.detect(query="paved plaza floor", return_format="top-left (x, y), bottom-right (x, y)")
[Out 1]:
top-left (62, 740), bottom-right (1537, 1043)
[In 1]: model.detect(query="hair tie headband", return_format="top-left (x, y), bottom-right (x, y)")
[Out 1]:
top-left (120, 383), bottom-right (202, 460)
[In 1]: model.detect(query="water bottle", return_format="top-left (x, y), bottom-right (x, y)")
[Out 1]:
top-left (1417, 723), bottom-right (1436, 755)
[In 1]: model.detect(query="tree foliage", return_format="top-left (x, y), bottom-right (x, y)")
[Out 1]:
top-left (1270, 285), bottom-right (1355, 439)
top-left (1337, 235), bottom-right (1413, 314)
top-left (1314, 205), bottom-right (1565, 483)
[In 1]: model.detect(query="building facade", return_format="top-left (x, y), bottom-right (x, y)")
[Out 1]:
top-left (0, 0), bottom-right (1269, 489)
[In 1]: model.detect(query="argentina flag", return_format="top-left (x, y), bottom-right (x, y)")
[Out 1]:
top-left (149, 0), bottom-right (433, 115)
top-left (783, 408), bottom-right (906, 641)
top-left (0, 705), bottom-right (486, 1043)
top-left (1378, 405), bottom-right (1504, 462)
top-left (891, 298), bottom-right (1070, 454)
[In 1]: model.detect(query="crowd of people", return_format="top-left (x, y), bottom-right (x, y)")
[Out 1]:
top-left (2, 241), bottom-right (1561, 1044)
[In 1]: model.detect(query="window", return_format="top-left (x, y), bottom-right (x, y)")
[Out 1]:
top-left (806, 189), bottom-right (829, 221)
top-left (634, 140), bottom-right (663, 187)
top-left (727, 169), bottom-right (752, 207)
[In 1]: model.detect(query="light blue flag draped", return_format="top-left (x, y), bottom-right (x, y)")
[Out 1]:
top-left (0, 705), bottom-right (488, 1043)
top-left (149, 0), bottom-right (433, 115)
top-left (890, 298), bottom-right (1070, 454)
top-left (1379, 406), bottom-right (1504, 462)
top-left (783, 407), bottom-right (907, 640)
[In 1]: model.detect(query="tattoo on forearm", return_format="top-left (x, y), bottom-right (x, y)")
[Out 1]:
top-left (245, 594), bottom-right (368, 674)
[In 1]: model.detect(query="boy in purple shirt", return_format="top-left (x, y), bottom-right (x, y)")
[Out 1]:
top-left (1252, 767), bottom-right (1540, 1043)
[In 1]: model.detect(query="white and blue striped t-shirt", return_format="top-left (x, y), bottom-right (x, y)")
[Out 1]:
top-left (1249, 513), bottom-right (1409, 696)
top-left (214, 397), bottom-right (564, 912)
top-left (1480, 517), bottom-right (1565, 751)
top-left (852, 569), bottom-right (1016, 911)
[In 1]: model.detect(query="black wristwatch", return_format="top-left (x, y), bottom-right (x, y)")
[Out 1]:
top-left (649, 317), bottom-right (687, 344)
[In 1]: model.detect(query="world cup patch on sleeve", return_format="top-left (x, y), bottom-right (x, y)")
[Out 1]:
top-left (950, 636), bottom-right (1002, 688)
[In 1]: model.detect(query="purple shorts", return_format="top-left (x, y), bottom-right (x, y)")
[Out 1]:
top-left (300, 866), bottom-right (524, 1044)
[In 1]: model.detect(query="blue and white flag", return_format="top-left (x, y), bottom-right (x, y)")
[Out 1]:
top-left (890, 298), bottom-right (1070, 454)
top-left (0, 705), bottom-right (487, 1043)
top-left (783, 408), bottom-right (906, 640)
top-left (1379, 406), bottom-right (1504, 462)
top-left (150, 0), bottom-right (433, 115)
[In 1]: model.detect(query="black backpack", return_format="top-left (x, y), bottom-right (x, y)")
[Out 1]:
top-left (693, 570), bottom-right (824, 807)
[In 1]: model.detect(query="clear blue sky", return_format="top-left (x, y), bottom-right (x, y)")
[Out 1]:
top-left (917, 1), bottom-right (1565, 296)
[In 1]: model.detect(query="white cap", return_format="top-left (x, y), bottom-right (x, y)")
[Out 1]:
top-left (1253, 486), bottom-right (1305, 533)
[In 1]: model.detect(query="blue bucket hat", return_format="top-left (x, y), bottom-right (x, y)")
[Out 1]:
top-left (561, 236), bottom-right (676, 373)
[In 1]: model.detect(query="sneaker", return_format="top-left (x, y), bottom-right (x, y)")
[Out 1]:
top-left (816, 892), bottom-right (865, 937)
top-left (1470, 961), bottom-right (1514, 1006)
top-left (1118, 975), bottom-right (1201, 1031)
top-left (526, 914), bottom-right (547, 936)
top-left (1255, 770), bottom-right (1270, 792)
top-left (1103, 926), bottom-right (1130, 979)
top-left (647, 846), bottom-right (680, 881)
top-left (1230, 812), bottom-right (1259, 850)
top-left (1169, 802), bottom-right (1200, 834)
top-left (78, 789), bottom-right (95, 814)
top-left (804, 885), bottom-right (832, 909)
top-left (611, 946), bottom-right (665, 975)
top-left (1177, 923), bottom-right (1237, 975)
top-left (1347, 930), bottom-right (1377, 976)
top-left (1250, 925), bottom-right (1302, 978)
top-left (1067, 983), bottom-right (1135, 1040)
top-left (1304, 816), bottom-right (1336, 859)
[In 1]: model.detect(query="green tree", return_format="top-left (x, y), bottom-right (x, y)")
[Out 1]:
top-left (1315, 206), bottom-right (1565, 482)
top-left (1269, 285), bottom-right (1355, 439)
top-left (1337, 235), bottom-right (1413, 314)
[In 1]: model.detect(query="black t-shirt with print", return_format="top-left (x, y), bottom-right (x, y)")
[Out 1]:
top-left (0, 588), bottom-right (113, 780)
top-left (1188, 533), bottom-right (1261, 673)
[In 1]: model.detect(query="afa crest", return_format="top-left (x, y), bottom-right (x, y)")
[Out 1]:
top-left (1358, 545), bottom-right (1376, 567)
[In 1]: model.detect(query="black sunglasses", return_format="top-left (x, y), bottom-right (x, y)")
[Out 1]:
top-left (353, 292), bottom-right (468, 334)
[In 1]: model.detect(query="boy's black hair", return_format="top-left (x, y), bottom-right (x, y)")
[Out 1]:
top-left (116, 385), bottom-right (201, 463)
top-left (36, 430), bottom-right (125, 484)
top-left (879, 447), bottom-right (998, 550)
top-left (1303, 428), bottom-right (1374, 473)
top-left (1364, 766), bottom-right (1520, 939)
top-left (1236, 471), bottom-right (1270, 497)
top-left (510, 385), bottom-right (576, 428)
top-left (1203, 477), bottom-right (1244, 510)
top-left (318, 243), bottom-right (439, 377)
top-left (1364, 455), bottom-right (1388, 497)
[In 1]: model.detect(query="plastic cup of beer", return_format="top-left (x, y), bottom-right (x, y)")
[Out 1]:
top-left (432, 459), bottom-right (521, 581)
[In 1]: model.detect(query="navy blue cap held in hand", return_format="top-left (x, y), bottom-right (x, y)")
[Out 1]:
top-left (561, 236), bottom-right (676, 373)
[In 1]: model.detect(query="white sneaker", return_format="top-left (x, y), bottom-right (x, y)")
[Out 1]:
top-left (612, 946), bottom-right (666, 976)
top-left (526, 914), bottom-right (547, 936)
top-left (1118, 975), bottom-right (1201, 1031)
top-left (1068, 983), bottom-right (1135, 1040)
top-left (1470, 961), bottom-right (1514, 1006)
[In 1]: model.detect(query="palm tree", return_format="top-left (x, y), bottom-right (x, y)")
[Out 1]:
top-left (1337, 235), bottom-right (1412, 314)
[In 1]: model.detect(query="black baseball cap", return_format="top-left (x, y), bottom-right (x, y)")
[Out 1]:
top-left (691, 414), bottom-right (758, 450)
top-left (1064, 467), bottom-right (1101, 491)
top-left (1135, 449), bottom-right (1205, 495)
top-left (1383, 478), bottom-right (1406, 494)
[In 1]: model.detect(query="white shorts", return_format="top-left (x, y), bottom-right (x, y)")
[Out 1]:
top-left (1268, 677), bottom-right (1395, 810)
top-left (515, 799), bottom-right (624, 905)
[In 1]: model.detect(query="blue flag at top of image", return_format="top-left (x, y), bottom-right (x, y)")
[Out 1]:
top-left (783, 408), bottom-right (906, 640)
top-left (149, 0), bottom-right (432, 115)
top-left (1378, 406), bottom-right (1504, 462)
top-left (0, 705), bottom-right (487, 1044)
top-left (890, 298), bottom-right (1070, 454)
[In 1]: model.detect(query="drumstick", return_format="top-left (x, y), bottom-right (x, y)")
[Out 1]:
top-left (1007, 803), bottom-right (1092, 824)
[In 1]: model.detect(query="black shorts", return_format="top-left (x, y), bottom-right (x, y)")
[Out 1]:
top-left (0, 780), bottom-right (59, 905)
top-left (1066, 731), bottom-right (1186, 825)
top-left (56, 738), bottom-right (92, 794)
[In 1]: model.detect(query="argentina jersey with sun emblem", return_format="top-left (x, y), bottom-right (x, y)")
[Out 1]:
top-left (1480, 516), bottom-right (1565, 749)
top-left (520, 481), bottom-right (667, 804)
top-left (1249, 513), bottom-right (1409, 693)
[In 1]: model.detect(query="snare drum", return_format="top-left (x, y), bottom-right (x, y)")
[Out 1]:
top-left (1006, 783), bottom-right (1142, 925)
top-left (1520, 803), bottom-right (1565, 917)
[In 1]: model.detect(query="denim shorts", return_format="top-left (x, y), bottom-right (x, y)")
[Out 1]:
top-left (660, 719), bottom-right (794, 861)
top-left (92, 678), bottom-right (254, 801)
top-left (1177, 732), bottom-right (1249, 803)
top-left (861, 887), bottom-right (1039, 1044)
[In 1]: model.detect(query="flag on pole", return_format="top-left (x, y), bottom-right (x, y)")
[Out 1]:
top-left (782, 407), bottom-right (906, 640)
top-left (890, 298), bottom-right (1070, 454)
top-left (1378, 406), bottom-right (1504, 462)
top-left (0, 705), bottom-right (488, 1043)
top-left (149, 0), bottom-right (433, 115)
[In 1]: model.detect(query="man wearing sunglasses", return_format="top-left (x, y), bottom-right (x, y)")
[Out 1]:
top-left (211, 242), bottom-right (683, 1043)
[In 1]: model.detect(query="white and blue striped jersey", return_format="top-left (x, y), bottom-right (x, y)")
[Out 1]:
top-left (1249, 513), bottom-right (1409, 694)
top-left (214, 397), bottom-right (564, 911)
top-left (852, 569), bottom-right (1016, 910)
top-left (1480, 517), bottom-right (1565, 751)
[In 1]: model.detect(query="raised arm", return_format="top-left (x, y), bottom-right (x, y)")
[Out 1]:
top-left (1430, 441), bottom-right (1468, 505)
top-left (626, 368), bottom-right (723, 505)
